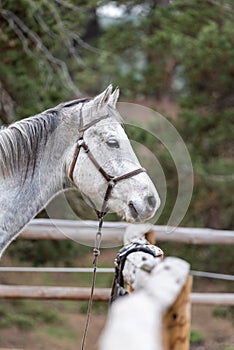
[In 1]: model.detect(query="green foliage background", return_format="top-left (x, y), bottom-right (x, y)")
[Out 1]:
top-left (0, 0), bottom-right (234, 264)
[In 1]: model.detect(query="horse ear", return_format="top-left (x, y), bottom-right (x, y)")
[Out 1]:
top-left (93, 84), bottom-right (113, 110)
top-left (109, 87), bottom-right (119, 108)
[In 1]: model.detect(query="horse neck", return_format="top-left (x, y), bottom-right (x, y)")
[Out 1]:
top-left (0, 113), bottom-right (73, 256)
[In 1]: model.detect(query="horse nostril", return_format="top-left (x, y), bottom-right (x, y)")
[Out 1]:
top-left (146, 195), bottom-right (156, 208)
top-left (128, 200), bottom-right (139, 219)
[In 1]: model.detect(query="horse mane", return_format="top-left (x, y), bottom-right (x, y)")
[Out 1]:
top-left (0, 97), bottom-right (121, 180)
top-left (0, 110), bottom-right (60, 180)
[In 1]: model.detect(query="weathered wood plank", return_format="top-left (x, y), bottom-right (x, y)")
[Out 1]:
top-left (162, 276), bottom-right (193, 350)
top-left (0, 285), bottom-right (110, 301)
top-left (0, 285), bottom-right (233, 305)
top-left (19, 219), bottom-right (234, 245)
top-left (190, 293), bottom-right (234, 305)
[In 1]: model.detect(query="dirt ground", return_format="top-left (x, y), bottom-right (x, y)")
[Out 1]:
top-left (0, 304), bottom-right (233, 350)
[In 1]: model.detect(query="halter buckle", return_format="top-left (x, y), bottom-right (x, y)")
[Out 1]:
top-left (77, 138), bottom-right (84, 147)
top-left (108, 178), bottom-right (116, 188)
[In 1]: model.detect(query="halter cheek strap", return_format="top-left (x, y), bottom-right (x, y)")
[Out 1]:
top-left (68, 111), bottom-right (146, 218)
top-left (69, 113), bottom-right (110, 182)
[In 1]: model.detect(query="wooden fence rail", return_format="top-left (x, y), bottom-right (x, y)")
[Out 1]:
top-left (19, 219), bottom-right (234, 245)
top-left (0, 285), bottom-right (233, 305)
top-left (0, 285), bottom-right (110, 301)
top-left (1, 220), bottom-right (232, 306)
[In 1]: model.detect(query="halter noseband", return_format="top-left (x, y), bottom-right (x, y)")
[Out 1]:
top-left (69, 111), bottom-right (146, 218)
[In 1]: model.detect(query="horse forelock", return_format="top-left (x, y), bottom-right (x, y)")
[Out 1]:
top-left (0, 111), bottom-right (59, 180)
top-left (106, 105), bottom-right (123, 123)
top-left (60, 97), bottom-right (122, 125)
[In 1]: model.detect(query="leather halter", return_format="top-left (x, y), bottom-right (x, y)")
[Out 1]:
top-left (69, 111), bottom-right (146, 217)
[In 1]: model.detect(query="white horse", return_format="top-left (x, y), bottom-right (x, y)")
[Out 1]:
top-left (0, 85), bottom-right (160, 257)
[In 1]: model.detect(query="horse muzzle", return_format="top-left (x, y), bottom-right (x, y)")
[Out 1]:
top-left (127, 193), bottom-right (160, 222)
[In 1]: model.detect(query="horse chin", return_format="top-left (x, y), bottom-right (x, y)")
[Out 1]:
top-left (126, 216), bottom-right (142, 224)
top-left (109, 198), bottom-right (157, 223)
top-left (118, 209), bottom-right (146, 224)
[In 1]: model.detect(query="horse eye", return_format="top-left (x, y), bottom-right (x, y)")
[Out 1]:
top-left (106, 137), bottom-right (120, 148)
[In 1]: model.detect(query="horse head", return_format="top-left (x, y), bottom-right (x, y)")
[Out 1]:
top-left (64, 86), bottom-right (160, 223)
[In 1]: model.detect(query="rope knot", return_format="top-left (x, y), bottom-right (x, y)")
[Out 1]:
top-left (93, 247), bottom-right (100, 257)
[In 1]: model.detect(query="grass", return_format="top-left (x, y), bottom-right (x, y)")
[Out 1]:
top-left (35, 324), bottom-right (81, 349)
top-left (212, 306), bottom-right (230, 319)
top-left (79, 301), bottom-right (108, 315)
top-left (0, 307), bottom-right (35, 330)
top-left (44, 325), bottom-right (78, 340)
top-left (212, 306), bottom-right (234, 326)
top-left (190, 329), bottom-right (205, 344)
top-left (0, 300), bottom-right (63, 331)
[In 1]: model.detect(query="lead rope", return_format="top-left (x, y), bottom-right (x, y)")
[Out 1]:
top-left (80, 183), bottom-right (112, 350)
top-left (79, 174), bottom-right (144, 349)
top-left (80, 217), bottom-right (103, 350)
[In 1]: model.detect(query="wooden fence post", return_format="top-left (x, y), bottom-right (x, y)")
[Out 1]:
top-left (145, 229), bottom-right (156, 245)
top-left (104, 225), bottom-right (192, 350)
top-left (144, 227), bottom-right (192, 350)
top-left (99, 222), bottom-right (191, 350)
top-left (99, 257), bottom-right (190, 350)
top-left (162, 275), bottom-right (193, 350)
top-left (146, 228), bottom-right (192, 350)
